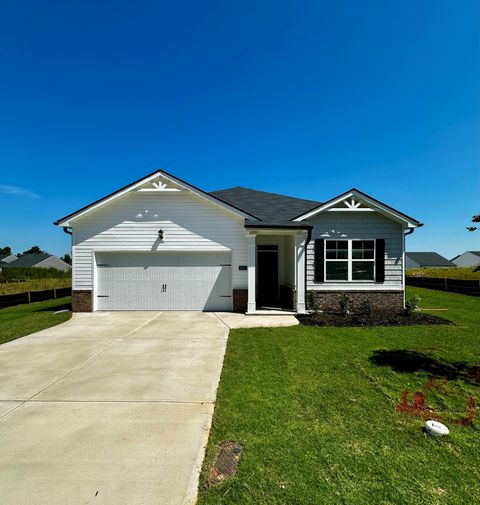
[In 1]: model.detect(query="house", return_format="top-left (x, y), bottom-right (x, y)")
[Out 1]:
top-left (451, 251), bottom-right (480, 268)
top-left (405, 252), bottom-right (454, 269)
top-left (2, 253), bottom-right (71, 272)
top-left (0, 254), bottom-right (18, 264)
top-left (54, 169), bottom-right (422, 313)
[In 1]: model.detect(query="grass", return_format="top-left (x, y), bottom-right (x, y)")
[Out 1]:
top-left (0, 297), bottom-right (72, 345)
top-left (407, 267), bottom-right (480, 280)
top-left (0, 278), bottom-right (72, 295)
top-left (198, 287), bottom-right (480, 505)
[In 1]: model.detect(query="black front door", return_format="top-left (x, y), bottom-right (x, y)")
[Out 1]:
top-left (257, 246), bottom-right (279, 304)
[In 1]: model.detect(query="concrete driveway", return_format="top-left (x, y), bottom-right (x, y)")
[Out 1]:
top-left (0, 312), bottom-right (229, 505)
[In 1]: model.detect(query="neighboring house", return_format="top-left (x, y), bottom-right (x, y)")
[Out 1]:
top-left (54, 169), bottom-right (422, 313)
top-left (2, 253), bottom-right (72, 272)
top-left (451, 251), bottom-right (480, 268)
top-left (0, 254), bottom-right (18, 264)
top-left (405, 252), bottom-right (454, 269)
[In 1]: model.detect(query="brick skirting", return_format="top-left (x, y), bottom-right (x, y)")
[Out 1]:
top-left (232, 289), bottom-right (248, 312)
top-left (72, 290), bottom-right (93, 312)
top-left (306, 290), bottom-right (404, 312)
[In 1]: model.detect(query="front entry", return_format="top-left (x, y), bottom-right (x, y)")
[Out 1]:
top-left (257, 245), bottom-right (279, 305)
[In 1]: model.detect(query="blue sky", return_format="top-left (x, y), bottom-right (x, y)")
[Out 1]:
top-left (1, 0), bottom-right (479, 258)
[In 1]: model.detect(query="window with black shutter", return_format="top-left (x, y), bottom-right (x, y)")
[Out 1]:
top-left (314, 239), bottom-right (324, 283)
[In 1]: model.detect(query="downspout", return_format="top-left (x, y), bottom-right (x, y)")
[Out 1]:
top-left (63, 227), bottom-right (72, 235)
top-left (403, 226), bottom-right (420, 307)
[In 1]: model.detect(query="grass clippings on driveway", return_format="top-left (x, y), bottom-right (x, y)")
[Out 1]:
top-left (198, 287), bottom-right (480, 505)
top-left (0, 297), bottom-right (72, 345)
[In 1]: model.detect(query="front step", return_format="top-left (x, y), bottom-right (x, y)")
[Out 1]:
top-left (246, 309), bottom-right (297, 316)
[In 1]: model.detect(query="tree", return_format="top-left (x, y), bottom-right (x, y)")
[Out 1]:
top-left (21, 246), bottom-right (46, 255)
top-left (0, 246), bottom-right (12, 255)
top-left (61, 253), bottom-right (72, 265)
top-left (467, 214), bottom-right (480, 232)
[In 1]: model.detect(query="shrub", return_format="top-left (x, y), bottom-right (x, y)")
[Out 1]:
top-left (307, 291), bottom-right (320, 313)
top-left (338, 293), bottom-right (351, 316)
top-left (405, 294), bottom-right (421, 315)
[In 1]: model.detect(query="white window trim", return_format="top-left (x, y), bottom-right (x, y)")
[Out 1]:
top-left (324, 239), bottom-right (376, 283)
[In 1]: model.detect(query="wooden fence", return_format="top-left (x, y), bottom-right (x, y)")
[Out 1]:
top-left (406, 276), bottom-right (480, 296)
top-left (0, 288), bottom-right (72, 309)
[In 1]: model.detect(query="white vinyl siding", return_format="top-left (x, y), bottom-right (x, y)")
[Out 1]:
top-left (307, 213), bottom-right (403, 290)
top-left (72, 191), bottom-right (248, 291)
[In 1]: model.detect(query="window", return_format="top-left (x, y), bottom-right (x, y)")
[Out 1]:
top-left (325, 239), bottom-right (376, 281)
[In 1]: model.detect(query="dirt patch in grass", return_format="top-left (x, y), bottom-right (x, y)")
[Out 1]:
top-left (297, 310), bottom-right (451, 327)
top-left (209, 442), bottom-right (243, 486)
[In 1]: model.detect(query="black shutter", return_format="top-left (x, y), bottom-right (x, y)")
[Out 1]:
top-left (376, 239), bottom-right (385, 282)
top-left (314, 239), bottom-right (324, 283)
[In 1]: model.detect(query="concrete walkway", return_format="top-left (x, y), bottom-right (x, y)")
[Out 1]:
top-left (0, 311), bottom-right (298, 504)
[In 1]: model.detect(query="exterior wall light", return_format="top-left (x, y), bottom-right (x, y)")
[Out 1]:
top-left (158, 229), bottom-right (164, 240)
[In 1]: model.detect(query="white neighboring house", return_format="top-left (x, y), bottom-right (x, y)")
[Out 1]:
top-left (451, 251), bottom-right (480, 268)
top-left (54, 169), bottom-right (422, 313)
top-left (1, 253), bottom-right (71, 272)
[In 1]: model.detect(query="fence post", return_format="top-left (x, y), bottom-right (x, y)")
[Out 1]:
top-left (27, 291), bottom-right (31, 304)
top-left (54, 288), bottom-right (57, 299)
top-left (445, 277), bottom-right (448, 291)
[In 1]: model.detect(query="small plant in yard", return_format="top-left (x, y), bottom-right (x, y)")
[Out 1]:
top-left (405, 294), bottom-right (421, 315)
top-left (359, 298), bottom-right (373, 317)
top-left (338, 293), bottom-right (351, 316)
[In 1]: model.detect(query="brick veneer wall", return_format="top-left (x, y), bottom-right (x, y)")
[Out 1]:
top-left (232, 289), bottom-right (248, 312)
top-left (307, 290), bottom-right (404, 312)
top-left (72, 290), bottom-right (93, 312)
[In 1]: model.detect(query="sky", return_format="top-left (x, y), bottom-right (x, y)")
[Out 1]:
top-left (0, 0), bottom-right (479, 259)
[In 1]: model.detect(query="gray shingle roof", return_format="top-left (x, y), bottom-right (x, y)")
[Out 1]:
top-left (2, 253), bottom-right (52, 268)
top-left (406, 252), bottom-right (454, 268)
top-left (209, 187), bottom-right (321, 223)
top-left (468, 251), bottom-right (480, 257)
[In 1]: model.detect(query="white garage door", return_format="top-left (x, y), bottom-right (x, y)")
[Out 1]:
top-left (96, 252), bottom-right (232, 311)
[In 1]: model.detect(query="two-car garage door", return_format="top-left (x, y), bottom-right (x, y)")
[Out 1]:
top-left (96, 252), bottom-right (232, 311)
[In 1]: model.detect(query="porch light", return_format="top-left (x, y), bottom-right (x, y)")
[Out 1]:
top-left (158, 229), bottom-right (164, 240)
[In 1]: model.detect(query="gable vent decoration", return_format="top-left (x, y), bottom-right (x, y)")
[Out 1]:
top-left (152, 180), bottom-right (168, 190)
top-left (344, 197), bottom-right (362, 209)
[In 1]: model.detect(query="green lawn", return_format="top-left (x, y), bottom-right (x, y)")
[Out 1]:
top-left (199, 287), bottom-right (480, 505)
top-left (0, 297), bottom-right (72, 345)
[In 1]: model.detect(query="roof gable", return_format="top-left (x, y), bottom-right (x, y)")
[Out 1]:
top-left (292, 188), bottom-right (422, 228)
top-left (55, 170), bottom-right (260, 226)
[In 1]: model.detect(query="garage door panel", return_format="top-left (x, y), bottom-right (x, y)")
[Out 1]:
top-left (96, 252), bottom-right (231, 311)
